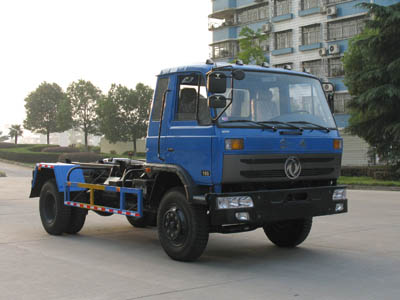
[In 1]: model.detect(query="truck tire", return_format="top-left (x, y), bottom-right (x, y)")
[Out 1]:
top-left (39, 180), bottom-right (71, 235)
top-left (65, 207), bottom-right (87, 234)
top-left (263, 218), bottom-right (312, 247)
top-left (157, 188), bottom-right (209, 262)
top-left (126, 215), bottom-right (147, 228)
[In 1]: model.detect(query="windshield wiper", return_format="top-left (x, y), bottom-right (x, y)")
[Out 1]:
top-left (221, 120), bottom-right (277, 131)
top-left (288, 121), bottom-right (330, 132)
top-left (260, 121), bottom-right (303, 131)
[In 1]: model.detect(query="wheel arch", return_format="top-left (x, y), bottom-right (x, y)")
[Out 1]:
top-left (30, 168), bottom-right (56, 198)
top-left (147, 163), bottom-right (202, 210)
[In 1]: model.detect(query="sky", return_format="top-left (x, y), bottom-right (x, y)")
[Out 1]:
top-left (0, 0), bottom-right (212, 133)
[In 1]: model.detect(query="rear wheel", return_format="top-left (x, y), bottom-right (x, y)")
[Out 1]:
top-left (126, 215), bottom-right (147, 228)
top-left (263, 218), bottom-right (312, 247)
top-left (39, 180), bottom-right (71, 235)
top-left (157, 188), bottom-right (209, 262)
top-left (65, 207), bottom-right (87, 234)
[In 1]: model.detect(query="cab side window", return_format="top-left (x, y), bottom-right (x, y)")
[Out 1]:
top-left (151, 77), bottom-right (169, 121)
top-left (175, 75), bottom-right (211, 124)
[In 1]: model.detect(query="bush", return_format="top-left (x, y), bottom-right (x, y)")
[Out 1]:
top-left (41, 146), bottom-right (80, 153)
top-left (0, 150), bottom-right (60, 163)
top-left (90, 146), bottom-right (101, 153)
top-left (29, 144), bottom-right (59, 152)
top-left (0, 171), bottom-right (6, 177)
top-left (122, 151), bottom-right (146, 158)
top-left (0, 143), bottom-right (31, 149)
top-left (58, 152), bottom-right (104, 163)
top-left (341, 166), bottom-right (398, 180)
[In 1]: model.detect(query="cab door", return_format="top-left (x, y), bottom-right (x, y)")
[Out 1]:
top-left (164, 73), bottom-right (214, 185)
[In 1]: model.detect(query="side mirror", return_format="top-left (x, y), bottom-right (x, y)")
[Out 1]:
top-left (207, 72), bottom-right (227, 94)
top-left (322, 82), bottom-right (334, 93)
top-left (208, 95), bottom-right (227, 109)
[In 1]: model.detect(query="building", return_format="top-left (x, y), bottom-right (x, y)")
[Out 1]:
top-left (208, 0), bottom-right (398, 165)
top-left (209, 0), bottom-right (398, 122)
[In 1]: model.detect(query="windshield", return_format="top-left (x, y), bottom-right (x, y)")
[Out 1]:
top-left (216, 71), bottom-right (336, 129)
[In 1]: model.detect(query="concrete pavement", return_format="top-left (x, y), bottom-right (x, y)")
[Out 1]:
top-left (0, 164), bottom-right (399, 300)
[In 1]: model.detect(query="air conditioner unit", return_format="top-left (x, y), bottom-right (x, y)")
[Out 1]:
top-left (319, 48), bottom-right (327, 56)
top-left (328, 44), bottom-right (340, 55)
top-left (262, 23), bottom-right (271, 33)
top-left (327, 6), bottom-right (337, 16)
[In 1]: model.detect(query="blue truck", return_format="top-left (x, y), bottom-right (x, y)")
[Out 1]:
top-left (29, 61), bottom-right (347, 261)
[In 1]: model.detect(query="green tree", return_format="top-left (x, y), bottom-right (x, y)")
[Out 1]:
top-left (98, 83), bottom-right (153, 156)
top-left (24, 82), bottom-right (72, 144)
top-left (237, 26), bottom-right (268, 65)
top-left (67, 80), bottom-right (103, 148)
top-left (9, 125), bottom-right (23, 144)
top-left (343, 3), bottom-right (400, 166)
top-left (0, 131), bottom-right (8, 142)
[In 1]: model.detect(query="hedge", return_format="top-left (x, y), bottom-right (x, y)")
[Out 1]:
top-left (0, 143), bottom-right (31, 149)
top-left (29, 144), bottom-right (59, 152)
top-left (58, 152), bottom-right (104, 163)
top-left (0, 150), bottom-right (60, 163)
top-left (42, 146), bottom-right (80, 153)
top-left (341, 166), bottom-right (398, 180)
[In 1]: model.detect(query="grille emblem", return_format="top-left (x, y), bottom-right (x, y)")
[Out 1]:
top-left (284, 156), bottom-right (301, 179)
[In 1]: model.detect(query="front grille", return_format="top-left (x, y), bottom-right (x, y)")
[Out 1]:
top-left (223, 153), bottom-right (341, 183)
top-left (240, 168), bottom-right (334, 179)
top-left (240, 157), bottom-right (334, 165)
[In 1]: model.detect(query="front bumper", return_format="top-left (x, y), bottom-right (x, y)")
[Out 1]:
top-left (206, 185), bottom-right (347, 227)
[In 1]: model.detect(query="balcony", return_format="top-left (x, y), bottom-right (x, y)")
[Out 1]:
top-left (210, 0), bottom-right (237, 19)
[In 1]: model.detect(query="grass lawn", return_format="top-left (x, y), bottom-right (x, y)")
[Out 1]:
top-left (338, 176), bottom-right (400, 187)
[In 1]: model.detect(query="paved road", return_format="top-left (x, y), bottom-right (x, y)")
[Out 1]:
top-left (0, 160), bottom-right (33, 177)
top-left (0, 167), bottom-right (399, 300)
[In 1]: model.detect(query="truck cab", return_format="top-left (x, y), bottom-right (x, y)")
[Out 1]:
top-left (30, 61), bottom-right (347, 262)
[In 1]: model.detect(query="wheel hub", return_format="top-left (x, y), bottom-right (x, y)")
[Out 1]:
top-left (163, 207), bottom-right (186, 243)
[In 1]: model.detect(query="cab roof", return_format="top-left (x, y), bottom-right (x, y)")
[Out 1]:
top-left (158, 62), bottom-right (318, 80)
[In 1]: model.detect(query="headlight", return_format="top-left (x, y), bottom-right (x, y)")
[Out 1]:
top-left (216, 196), bottom-right (254, 209)
top-left (332, 188), bottom-right (346, 201)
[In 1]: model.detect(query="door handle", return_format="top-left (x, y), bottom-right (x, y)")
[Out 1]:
top-left (167, 148), bottom-right (174, 152)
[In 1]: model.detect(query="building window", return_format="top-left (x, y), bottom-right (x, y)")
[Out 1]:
top-left (334, 93), bottom-right (352, 113)
top-left (237, 4), bottom-right (269, 24)
top-left (211, 41), bottom-right (239, 59)
top-left (302, 24), bottom-right (321, 45)
top-left (274, 0), bottom-right (291, 16)
top-left (275, 30), bottom-right (292, 49)
top-left (328, 57), bottom-right (344, 77)
top-left (259, 38), bottom-right (270, 53)
top-left (301, 0), bottom-right (319, 10)
top-left (302, 59), bottom-right (325, 78)
top-left (328, 17), bottom-right (366, 41)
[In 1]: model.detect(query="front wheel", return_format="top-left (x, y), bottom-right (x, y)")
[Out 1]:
top-left (263, 218), bottom-right (312, 247)
top-left (157, 188), bottom-right (209, 262)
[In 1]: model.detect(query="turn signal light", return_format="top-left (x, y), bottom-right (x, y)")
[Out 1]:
top-left (333, 139), bottom-right (342, 150)
top-left (225, 138), bottom-right (244, 150)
